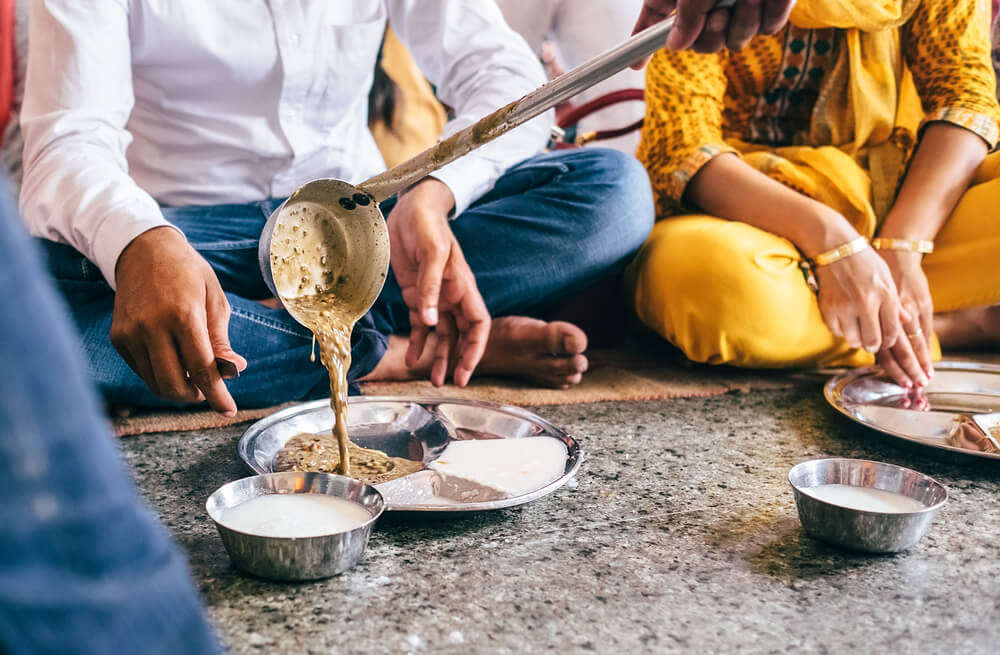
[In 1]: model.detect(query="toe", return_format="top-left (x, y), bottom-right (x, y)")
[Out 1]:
top-left (545, 321), bottom-right (588, 355)
top-left (546, 354), bottom-right (588, 375)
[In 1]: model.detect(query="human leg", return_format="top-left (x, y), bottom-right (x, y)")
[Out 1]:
top-left (368, 148), bottom-right (654, 384)
top-left (628, 214), bottom-right (872, 368)
top-left (0, 188), bottom-right (219, 654)
top-left (39, 200), bottom-right (386, 409)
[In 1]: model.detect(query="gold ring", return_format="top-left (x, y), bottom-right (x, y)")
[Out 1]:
top-left (906, 328), bottom-right (924, 339)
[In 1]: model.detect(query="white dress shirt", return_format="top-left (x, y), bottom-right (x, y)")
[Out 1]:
top-left (495, 0), bottom-right (644, 153)
top-left (21, 0), bottom-right (550, 287)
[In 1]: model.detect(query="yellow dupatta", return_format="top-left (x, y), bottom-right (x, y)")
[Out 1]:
top-left (732, 0), bottom-right (923, 237)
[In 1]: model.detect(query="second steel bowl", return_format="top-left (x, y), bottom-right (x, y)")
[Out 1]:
top-left (788, 458), bottom-right (947, 554)
top-left (206, 472), bottom-right (384, 581)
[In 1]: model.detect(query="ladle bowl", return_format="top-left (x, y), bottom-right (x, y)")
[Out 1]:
top-left (256, 10), bottom-right (709, 318)
top-left (258, 179), bottom-right (389, 325)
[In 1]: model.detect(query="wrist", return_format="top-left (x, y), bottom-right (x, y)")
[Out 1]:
top-left (399, 177), bottom-right (456, 216)
top-left (793, 206), bottom-right (861, 260)
top-left (115, 226), bottom-right (187, 282)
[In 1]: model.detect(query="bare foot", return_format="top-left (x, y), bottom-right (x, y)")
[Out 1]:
top-left (365, 316), bottom-right (589, 388)
top-left (935, 304), bottom-right (1000, 349)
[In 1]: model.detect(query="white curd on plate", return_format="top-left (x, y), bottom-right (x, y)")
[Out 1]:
top-left (428, 437), bottom-right (568, 502)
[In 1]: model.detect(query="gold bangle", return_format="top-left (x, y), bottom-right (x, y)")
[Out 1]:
top-left (871, 237), bottom-right (934, 255)
top-left (811, 236), bottom-right (870, 267)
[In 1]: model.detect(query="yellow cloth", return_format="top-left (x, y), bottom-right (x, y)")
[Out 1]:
top-left (631, 0), bottom-right (1000, 369)
top-left (629, 154), bottom-right (1000, 368)
top-left (638, 0), bottom-right (1000, 220)
top-left (369, 29), bottom-right (447, 169)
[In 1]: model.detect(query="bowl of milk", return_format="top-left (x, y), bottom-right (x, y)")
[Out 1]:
top-left (788, 458), bottom-right (947, 553)
top-left (206, 472), bottom-right (384, 581)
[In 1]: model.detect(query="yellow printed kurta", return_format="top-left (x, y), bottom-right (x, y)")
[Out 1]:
top-left (631, 0), bottom-right (1000, 369)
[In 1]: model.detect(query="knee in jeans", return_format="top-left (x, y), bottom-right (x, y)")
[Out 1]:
top-left (573, 148), bottom-right (655, 257)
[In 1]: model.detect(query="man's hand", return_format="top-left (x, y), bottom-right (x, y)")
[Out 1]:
top-left (631, 0), bottom-right (796, 62)
top-left (111, 227), bottom-right (247, 415)
top-left (388, 179), bottom-right (490, 388)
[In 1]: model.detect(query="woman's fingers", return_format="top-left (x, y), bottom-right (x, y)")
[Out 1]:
top-left (890, 331), bottom-right (928, 388)
top-left (878, 349), bottom-right (913, 390)
top-left (858, 298), bottom-right (883, 353)
top-left (903, 316), bottom-right (934, 381)
top-left (840, 313), bottom-right (862, 350)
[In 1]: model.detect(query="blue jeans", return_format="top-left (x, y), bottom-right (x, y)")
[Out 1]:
top-left (0, 187), bottom-right (220, 653)
top-left (42, 148), bottom-right (654, 409)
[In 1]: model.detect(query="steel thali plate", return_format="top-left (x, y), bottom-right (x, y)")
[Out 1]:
top-left (238, 397), bottom-right (582, 511)
top-left (825, 361), bottom-right (1000, 461)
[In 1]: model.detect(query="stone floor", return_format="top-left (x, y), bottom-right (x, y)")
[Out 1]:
top-left (121, 387), bottom-right (1000, 654)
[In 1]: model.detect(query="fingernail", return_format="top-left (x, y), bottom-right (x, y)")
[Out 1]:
top-left (865, 346), bottom-right (878, 353)
top-left (424, 307), bottom-right (438, 325)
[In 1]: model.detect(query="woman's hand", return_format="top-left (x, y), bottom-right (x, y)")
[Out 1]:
top-left (813, 247), bottom-right (907, 358)
top-left (876, 250), bottom-right (935, 388)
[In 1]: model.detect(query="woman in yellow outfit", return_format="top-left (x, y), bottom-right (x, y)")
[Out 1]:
top-left (630, 0), bottom-right (1000, 390)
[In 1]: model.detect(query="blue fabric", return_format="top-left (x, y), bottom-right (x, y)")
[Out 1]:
top-left (0, 187), bottom-right (220, 654)
top-left (42, 147), bottom-right (654, 409)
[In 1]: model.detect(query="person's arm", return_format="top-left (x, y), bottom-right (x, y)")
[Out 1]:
top-left (21, 0), bottom-right (245, 413)
top-left (638, 48), bottom-right (733, 218)
top-left (378, 0), bottom-right (552, 387)
top-left (390, 0), bottom-right (551, 217)
top-left (21, 0), bottom-right (171, 288)
top-left (873, 0), bottom-right (1000, 384)
top-left (875, 124), bottom-right (986, 384)
top-left (686, 154), bottom-right (910, 367)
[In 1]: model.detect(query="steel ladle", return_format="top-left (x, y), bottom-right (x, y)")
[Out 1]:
top-left (258, 12), bottom-right (694, 322)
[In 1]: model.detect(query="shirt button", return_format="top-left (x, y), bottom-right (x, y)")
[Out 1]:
top-left (289, 33), bottom-right (301, 46)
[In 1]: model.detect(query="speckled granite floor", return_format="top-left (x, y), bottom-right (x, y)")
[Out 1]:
top-left (120, 387), bottom-right (1000, 654)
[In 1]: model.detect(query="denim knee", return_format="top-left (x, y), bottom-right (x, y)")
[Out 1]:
top-left (570, 148), bottom-right (655, 264)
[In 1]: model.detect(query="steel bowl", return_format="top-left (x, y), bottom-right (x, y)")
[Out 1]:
top-left (206, 472), bottom-right (384, 581)
top-left (788, 458), bottom-right (947, 554)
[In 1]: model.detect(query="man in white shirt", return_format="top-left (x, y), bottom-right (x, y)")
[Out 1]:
top-left (21, 0), bottom-right (654, 415)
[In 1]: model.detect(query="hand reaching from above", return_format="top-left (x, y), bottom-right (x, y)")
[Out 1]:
top-left (631, 0), bottom-right (796, 61)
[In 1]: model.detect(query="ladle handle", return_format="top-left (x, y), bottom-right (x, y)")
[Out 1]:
top-left (359, 15), bottom-right (678, 203)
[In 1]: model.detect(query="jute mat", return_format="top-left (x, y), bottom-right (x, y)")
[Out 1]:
top-left (110, 347), bottom-right (807, 437)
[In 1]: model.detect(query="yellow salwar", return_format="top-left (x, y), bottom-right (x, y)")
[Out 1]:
top-left (631, 0), bottom-right (1000, 369)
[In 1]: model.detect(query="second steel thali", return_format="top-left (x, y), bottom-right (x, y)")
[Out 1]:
top-left (825, 360), bottom-right (1000, 461)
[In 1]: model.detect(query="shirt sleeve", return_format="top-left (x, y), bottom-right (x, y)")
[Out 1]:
top-left (637, 49), bottom-right (733, 217)
top-left (20, 0), bottom-right (175, 289)
top-left (901, 0), bottom-right (1000, 147)
top-left (388, 0), bottom-right (552, 216)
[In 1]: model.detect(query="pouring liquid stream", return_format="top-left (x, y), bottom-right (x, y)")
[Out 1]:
top-left (268, 204), bottom-right (419, 482)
